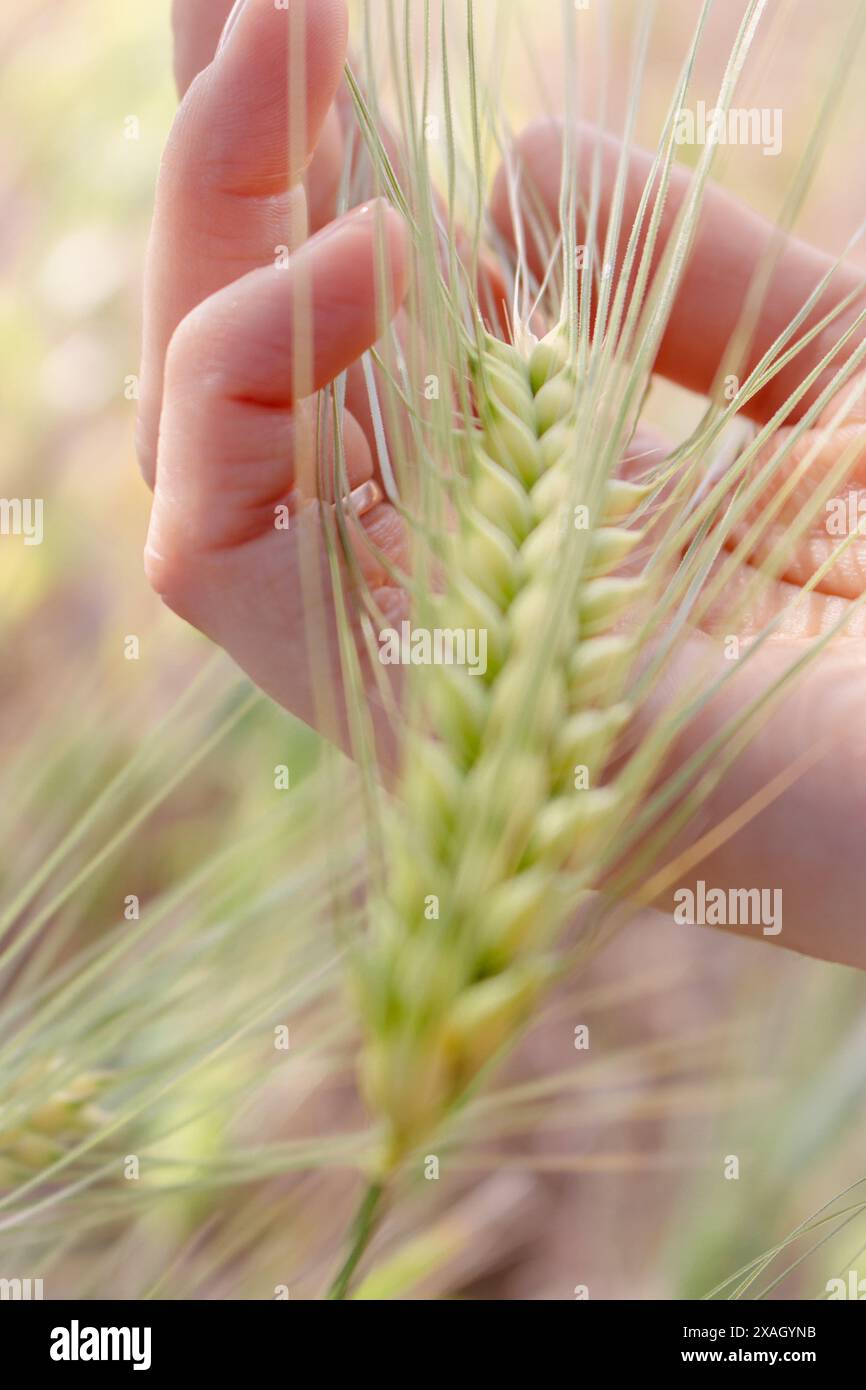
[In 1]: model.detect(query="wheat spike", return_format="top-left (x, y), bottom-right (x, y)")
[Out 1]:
top-left (358, 325), bottom-right (648, 1168)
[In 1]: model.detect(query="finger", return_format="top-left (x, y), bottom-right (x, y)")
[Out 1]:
top-left (145, 202), bottom-right (408, 760)
top-left (490, 120), bottom-right (866, 426)
top-left (641, 631), bottom-right (866, 968)
top-left (138, 0), bottom-right (348, 486)
top-left (172, 0), bottom-right (343, 233)
top-left (171, 0), bottom-right (234, 97)
top-left (146, 200), bottom-right (408, 562)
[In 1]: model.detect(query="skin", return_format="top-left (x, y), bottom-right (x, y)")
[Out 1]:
top-left (141, 0), bottom-right (866, 967)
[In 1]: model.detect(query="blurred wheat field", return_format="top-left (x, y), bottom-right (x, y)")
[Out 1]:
top-left (1, 0), bottom-right (865, 1299)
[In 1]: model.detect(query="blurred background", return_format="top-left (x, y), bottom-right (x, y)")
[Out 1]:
top-left (1, 0), bottom-right (865, 1299)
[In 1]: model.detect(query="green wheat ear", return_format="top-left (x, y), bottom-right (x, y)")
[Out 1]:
top-left (357, 324), bottom-right (649, 1170)
top-left (0, 1059), bottom-right (108, 1187)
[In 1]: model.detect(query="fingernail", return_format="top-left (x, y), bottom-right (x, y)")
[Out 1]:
top-left (308, 200), bottom-right (383, 248)
top-left (217, 0), bottom-right (249, 55)
top-left (347, 479), bottom-right (383, 518)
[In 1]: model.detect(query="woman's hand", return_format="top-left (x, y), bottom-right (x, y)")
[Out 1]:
top-left (141, 0), bottom-right (866, 965)
top-left (490, 125), bottom-right (866, 966)
top-left (140, 0), bottom-right (410, 754)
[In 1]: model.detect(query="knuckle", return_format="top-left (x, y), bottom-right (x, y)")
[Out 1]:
top-left (163, 307), bottom-right (205, 385)
top-left (164, 304), bottom-right (232, 400)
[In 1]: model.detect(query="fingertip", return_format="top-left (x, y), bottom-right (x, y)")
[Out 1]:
top-left (361, 199), bottom-right (411, 318)
top-left (378, 201), bottom-right (410, 310)
top-left (214, 0), bottom-right (348, 162)
top-left (308, 198), bottom-right (409, 319)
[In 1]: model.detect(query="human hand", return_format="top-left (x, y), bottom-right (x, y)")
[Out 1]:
top-left (141, 2), bottom-right (866, 965)
top-left (491, 123), bottom-right (866, 965)
top-left (139, 0), bottom-right (410, 758)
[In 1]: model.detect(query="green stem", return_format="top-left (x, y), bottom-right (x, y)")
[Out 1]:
top-left (326, 1179), bottom-right (387, 1300)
